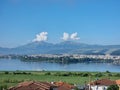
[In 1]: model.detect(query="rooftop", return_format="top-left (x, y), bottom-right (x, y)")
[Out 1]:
top-left (116, 80), bottom-right (120, 85)
top-left (8, 81), bottom-right (57, 90)
top-left (8, 81), bottom-right (75, 90)
top-left (89, 79), bottom-right (116, 86)
top-left (54, 81), bottom-right (75, 90)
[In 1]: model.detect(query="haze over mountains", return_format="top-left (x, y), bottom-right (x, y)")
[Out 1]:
top-left (0, 41), bottom-right (120, 55)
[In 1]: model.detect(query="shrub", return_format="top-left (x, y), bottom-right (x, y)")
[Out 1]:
top-left (61, 73), bottom-right (70, 76)
top-left (22, 72), bottom-right (27, 74)
top-left (107, 73), bottom-right (112, 76)
top-left (95, 72), bottom-right (103, 77)
top-left (82, 73), bottom-right (89, 77)
top-left (4, 71), bottom-right (9, 74)
top-left (106, 70), bottom-right (110, 73)
top-left (67, 72), bottom-right (72, 76)
top-left (0, 85), bottom-right (7, 90)
top-left (3, 79), bottom-right (10, 83)
top-left (13, 71), bottom-right (31, 75)
top-left (44, 72), bottom-right (51, 75)
top-left (114, 73), bottom-right (120, 77)
top-left (72, 72), bottom-right (84, 76)
top-left (54, 72), bottom-right (62, 76)
top-left (107, 85), bottom-right (119, 90)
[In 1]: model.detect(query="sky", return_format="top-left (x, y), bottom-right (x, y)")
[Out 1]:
top-left (0, 0), bottom-right (120, 48)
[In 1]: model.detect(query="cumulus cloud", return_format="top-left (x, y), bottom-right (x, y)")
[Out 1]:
top-left (61, 32), bottom-right (70, 41)
top-left (33, 32), bottom-right (48, 42)
top-left (70, 32), bottom-right (80, 40)
top-left (61, 32), bottom-right (80, 41)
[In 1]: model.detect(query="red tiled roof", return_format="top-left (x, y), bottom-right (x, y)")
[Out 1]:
top-left (90, 79), bottom-right (116, 86)
top-left (8, 81), bottom-right (57, 90)
top-left (116, 80), bottom-right (120, 85)
top-left (8, 81), bottom-right (76, 90)
top-left (57, 86), bottom-right (71, 90)
top-left (54, 81), bottom-right (75, 90)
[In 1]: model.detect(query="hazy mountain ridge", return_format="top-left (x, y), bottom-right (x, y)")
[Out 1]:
top-left (0, 41), bottom-right (120, 55)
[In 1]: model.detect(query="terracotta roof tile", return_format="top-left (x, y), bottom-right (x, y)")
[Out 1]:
top-left (8, 81), bottom-right (56, 90)
top-left (8, 81), bottom-right (75, 90)
top-left (54, 81), bottom-right (75, 90)
top-left (116, 80), bottom-right (120, 85)
top-left (90, 79), bottom-right (116, 86)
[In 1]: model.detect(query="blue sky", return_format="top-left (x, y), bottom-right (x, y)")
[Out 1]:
top-left (0, 0), bottom-right (120, 48)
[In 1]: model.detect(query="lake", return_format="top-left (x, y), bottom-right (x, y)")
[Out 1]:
top-left (0, 58), bottom-right (120, 72)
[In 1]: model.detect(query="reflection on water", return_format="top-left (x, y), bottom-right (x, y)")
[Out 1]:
top-left (0, 59), bottom-right (120, 72)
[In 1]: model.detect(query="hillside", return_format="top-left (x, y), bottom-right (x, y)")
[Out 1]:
top-left (0, 41), bottom-right (120, 55)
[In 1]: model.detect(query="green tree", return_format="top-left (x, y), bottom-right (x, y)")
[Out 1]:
top-left (4, 71), bottom-right (9, 74)
top-left (44, 72), bottom-right (51, 75)
top-left (0, 85), bottom-right (7, 90)
top-left (107, 85), bottom-right (119, 90)
top-left (95, 72), bottom-right (103, 77)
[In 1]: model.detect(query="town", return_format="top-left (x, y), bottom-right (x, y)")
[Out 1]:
top-left (26, 54), bottom-right (120, 60)
top-left (1, 54), bottom-right (120, 60)
top-left (1, 54), bottom-right (120, 64)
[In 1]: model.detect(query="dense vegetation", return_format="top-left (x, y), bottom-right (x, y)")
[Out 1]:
top-left (0, 71), bottom-right (120, 89)
top-left (107, 85), bottom-right (119, 90)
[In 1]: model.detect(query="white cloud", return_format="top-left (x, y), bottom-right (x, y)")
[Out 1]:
top-left (33, 32), bottom-right (48, 42)
top-left (61, 32), bottom-right (80, 41)
top-left (70, 32), bottom-right (80, 40)
top-left (61, 32), bottom-right (70, 41)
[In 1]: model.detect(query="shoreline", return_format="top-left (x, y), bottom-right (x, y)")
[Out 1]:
top-left (0, 70), bottom-right (120, 73)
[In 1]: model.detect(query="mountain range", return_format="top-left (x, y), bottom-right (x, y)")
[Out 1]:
top-left (0, 41), bottom-right (120, 55)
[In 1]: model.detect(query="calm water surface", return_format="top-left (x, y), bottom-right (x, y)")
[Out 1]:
top-left (0, 59), bottom-right (120, 72)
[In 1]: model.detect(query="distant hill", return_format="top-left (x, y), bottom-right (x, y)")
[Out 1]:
top-left (0, 41), bottom-right (120, 55)
top-left (111, 49), bottom-right (120, 55)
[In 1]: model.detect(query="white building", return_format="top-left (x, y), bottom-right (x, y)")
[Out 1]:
top-left (88, 79), bottom-right (116, 90)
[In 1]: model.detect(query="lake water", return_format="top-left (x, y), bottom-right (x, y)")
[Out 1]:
top-left (0, 59), bottom-right (120, 72)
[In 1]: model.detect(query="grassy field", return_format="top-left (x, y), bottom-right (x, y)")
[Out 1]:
top-left (0, 71), bottom-right (120, 88)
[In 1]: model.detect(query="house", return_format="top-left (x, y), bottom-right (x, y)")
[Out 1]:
top-left (88, 79), bottom-right (116, 90)
top-left (8, 81), bottom-right (76, 90)
top-left (8, 81), bottom-right (57, 90)
top-left (116, 80), bottom-right (120, 90)
top-left (54, 81), bottom-right (76, 90)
